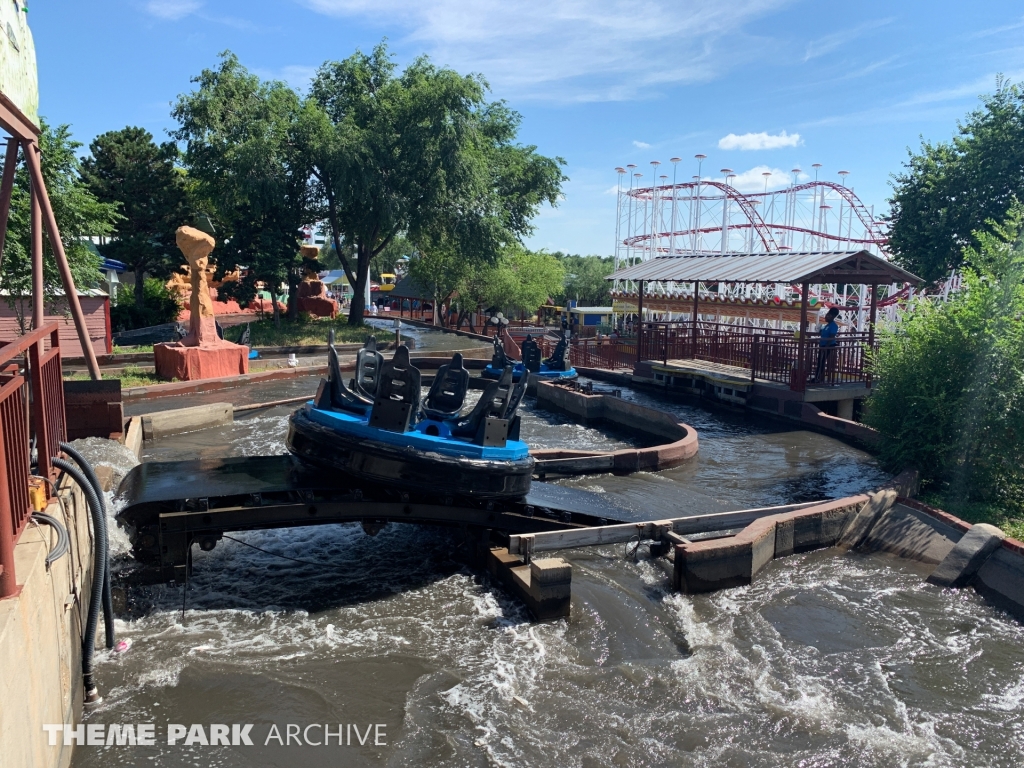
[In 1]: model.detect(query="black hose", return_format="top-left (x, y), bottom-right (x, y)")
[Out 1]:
top-left (52, 457), bottom-right (106, 703)
top-left (59, 442), bottom-right (115, 651)
top-left (31, 512), bottom-right (69, 566)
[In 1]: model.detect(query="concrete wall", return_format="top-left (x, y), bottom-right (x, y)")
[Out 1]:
top-left (0, 479), bottom-right (95, 768)
top-left (533, 381), bottom-right (698, 474)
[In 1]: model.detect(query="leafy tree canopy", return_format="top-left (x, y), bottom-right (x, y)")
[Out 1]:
top-left (0, 121), bottom-right (119, 328)
top-left (172, 52), bottom-right (311, 325)
top-left (553, 252), bottom-right (615, 306)
top-left (295, 41), bottom-right (565, 324)
top-left (81, 126), bottom-right (189, 304)
top-left (866, 204), bottom-right (1024, 502)
top-left (887, 77), bottom-right (1024, 283)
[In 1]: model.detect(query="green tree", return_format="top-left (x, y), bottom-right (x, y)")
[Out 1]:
top-left (887, 77), bottom-right (1024, 283)
top-left (0, 121), bottom-right (119, 329)
top-left (555, 253), bottom-right (614, 306)
top-left (172, 52), bottom-right (310, 327)
top-left (81, 126), bottom-right (189, 306)
top-left (865, 205), bottom-right (1024, 502)
top-left (295, 41), bottom-right (564, 325)
top-left (109, 277), bottom-right (182, 332)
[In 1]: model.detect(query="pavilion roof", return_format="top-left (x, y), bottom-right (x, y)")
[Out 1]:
top-left (607, 250), bottom-right (920, 285)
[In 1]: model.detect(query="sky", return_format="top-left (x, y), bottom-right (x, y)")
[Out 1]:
top-left (28, 0), bottom-right (1024, 256)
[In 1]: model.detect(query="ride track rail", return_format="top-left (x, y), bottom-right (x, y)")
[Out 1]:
top-left (116, 454), bottom-right (634, 583)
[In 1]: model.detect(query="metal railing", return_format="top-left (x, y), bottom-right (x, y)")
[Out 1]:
top-left (0, 323), bottom-right (65, 598)
top-left (570, 338), bottom-right (636, 370)
top-left (638, 320), bottom-right (875, 390)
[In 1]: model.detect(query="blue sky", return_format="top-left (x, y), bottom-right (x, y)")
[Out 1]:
top-left (30, 1), bottom-right (1024, 256)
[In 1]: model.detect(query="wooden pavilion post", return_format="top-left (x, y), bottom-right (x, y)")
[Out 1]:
top-left (867, 283), bottom-right (878, 387)
top-left (794, 281), bottom-right (809, 391)
top-left (24, 141), bottom-right (102, 379)
top-left (691, 281), bottom-right (699, 359)
top-left (635, 280), bottom-right (645, 364)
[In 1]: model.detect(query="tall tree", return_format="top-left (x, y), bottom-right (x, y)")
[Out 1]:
top-left (0, 121), bottom-right (119, 329)
top-left (887, 77), bottom-right (1024, 283)
top-left (295, 41), bottom-right (565, 325)
top-left (81, 126), bottom-right (188, 305)
top-left (172, 52), bottom-right (310, 327)
top-left (555, 253), bottom-right (615, 306)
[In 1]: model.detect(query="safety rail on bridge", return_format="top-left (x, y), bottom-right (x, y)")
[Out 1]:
top-left (562, 321), bottom-right (876, 389)
top-left (0, 323), bottom-right (66, 598)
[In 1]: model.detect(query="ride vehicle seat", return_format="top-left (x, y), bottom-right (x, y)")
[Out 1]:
top-left (369, 344), bottom-right (422, 432)
top-left (422, 352), bottom-right (470, 421)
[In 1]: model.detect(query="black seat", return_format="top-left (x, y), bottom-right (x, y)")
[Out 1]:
top-left (368, 344), bottom-right (421, 432)
top-left (521, 334), bottom-right (541, 373)
top-left (544, 330), bottom-right (570, 371)
top-left (239, 322), bottom-right (251, 347)
top-left (490, 333), bottom-right (510, 369)
top-left (422, 352), bottom-right (470, 421)
top-left (452, 365), bottom-right (514, 445)
top-left (352, 335), bottom-right (384, 399)
top-left (315, 329), bottom-right (373, 414)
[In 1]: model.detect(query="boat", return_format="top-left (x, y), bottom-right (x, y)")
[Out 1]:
top-left (287, 332), bottom-right (534, 499)
top-left (482, 331), bottom-right (578, 382)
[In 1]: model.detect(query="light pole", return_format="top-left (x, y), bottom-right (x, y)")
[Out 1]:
top-left (614, 167), bottom-right (626, 270)
top-left (669, 157), bottom-right (681, 256)
top-left (720, 168), bottom-right (733, 254)
top-left (650, 160), bottom-right (661, 261)
top-left (694, 154), bottom-right (706, 252)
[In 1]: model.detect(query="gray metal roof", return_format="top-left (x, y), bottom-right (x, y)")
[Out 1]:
top-left (607, 250), bottom-right (920, 284)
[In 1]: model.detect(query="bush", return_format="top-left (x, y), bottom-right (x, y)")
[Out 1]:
top-left (110, 278), bottom-right (182, 332)
top-left (865, 208), bottom-right (1024, 503)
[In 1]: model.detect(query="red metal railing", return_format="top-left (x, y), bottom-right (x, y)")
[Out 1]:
top-left (637, 320), bottom-right (875, 390)
top-left (570, 338), bottom-right (636, 370)
top-left (0, 323), bottom-right (65, 598)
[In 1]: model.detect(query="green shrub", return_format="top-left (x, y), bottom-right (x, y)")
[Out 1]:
top-left (110, 278), bottom-right (182, 332)
top-left (865, 207), bottom-right (1024, 504)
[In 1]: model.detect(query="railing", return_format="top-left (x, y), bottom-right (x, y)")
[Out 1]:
top-left (0, 323), bottom-right (65, 598)
top-left (570, 338), bottom-right (636, 370)
top-left (637, 320), bottom-right (875, 391)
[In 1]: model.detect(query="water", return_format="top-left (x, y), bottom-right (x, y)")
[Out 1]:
top-left (76, 345), bottom-right (1023, 766)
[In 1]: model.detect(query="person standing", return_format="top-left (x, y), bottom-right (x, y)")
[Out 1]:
top-left (810, 306), bottom-right (841, 384)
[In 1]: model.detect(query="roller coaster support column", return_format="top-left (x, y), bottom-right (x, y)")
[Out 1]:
top-left (794, 281), bottom-right (809, 392)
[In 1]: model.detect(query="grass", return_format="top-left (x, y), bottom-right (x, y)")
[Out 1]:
top-left (223, 316), bottom-right (394, 348)
top-left (64, 364), bottom-right (169, 388)
top-left (111, 344), bottom-right (155, 355)
top-left (918, 488), bottom-right (1024, 541)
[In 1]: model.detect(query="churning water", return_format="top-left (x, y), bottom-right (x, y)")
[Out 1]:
top-left (74, 361), bottom-right (1024, 766)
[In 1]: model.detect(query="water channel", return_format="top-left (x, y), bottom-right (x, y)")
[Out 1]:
top-left (76, 327), bottom-right (1024, 767)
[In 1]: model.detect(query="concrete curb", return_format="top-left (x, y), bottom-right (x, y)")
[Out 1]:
top-left (927, 524), bottom-right (1006, 588)
top-left (141, 402), bottom-right (234, 441)
top-left (531, 381), bottom-right (698, 476)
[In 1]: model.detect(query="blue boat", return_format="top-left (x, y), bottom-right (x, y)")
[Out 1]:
top-left (287, 333), bottom-right (534, 499)
top-left (481, 331), bottom-right (577, 382)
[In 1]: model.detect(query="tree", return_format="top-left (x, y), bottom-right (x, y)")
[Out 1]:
top-left (865, 205), bottom-right (1024, 502)
top-left (172, 52), bottom-right (310, 327)
top-left (81, 126), bottom-right (188, 305)
top-left (555, 253), bottom-right (615, 306)
top-left (0, 121), bottom-right (119, 329)
top-left (887, 77), bottom-right (1024, 283)
top-left (295, 41), bottom-right (565, 325)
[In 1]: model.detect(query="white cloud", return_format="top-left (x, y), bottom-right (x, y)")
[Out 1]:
top-left (718, 130), bottom-right (802, 151)
top-left (255, 65), bottom-right (318, 91)
top-left (713, 165), bottom-right (806, 193)
top-left (145, 0), bottom-right (202, 20)
top-left (297, 0), bottom-right (792, 101)
top-left (632, 140), bottom-right (651, 149)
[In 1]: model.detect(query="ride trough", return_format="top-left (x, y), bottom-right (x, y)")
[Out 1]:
top-left (287, 333), bottom-right (535, 499)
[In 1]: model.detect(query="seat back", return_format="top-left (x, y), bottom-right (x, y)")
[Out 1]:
top-left (369, 344), bottom-right (421, 432)
top-left (452, 365), bottom-right (514, 445)
top-left (322, 328), bottom-right (372, 414)
top-left (422, 352), bottom-right (470, 421)
top-left (521, 334), bottom-right (541, 373)
top-left (544, 330), bottom-right (570, 371)
top-left (353, 335), bottom-right (384, 398)
top-left (239, 323), bottom-right (251, 347)
top-left (490, 333), bottom-right (510, 369)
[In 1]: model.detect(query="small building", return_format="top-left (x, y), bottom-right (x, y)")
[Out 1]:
top-left (569, 306), bottom-right (616, 327)
top-left (0, 289), bottom-right (112, 358)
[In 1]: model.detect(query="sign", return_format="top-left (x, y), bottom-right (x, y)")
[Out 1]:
top-left (0, 1), bottom-right (37, 127)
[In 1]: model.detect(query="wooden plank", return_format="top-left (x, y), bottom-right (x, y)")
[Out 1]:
top-left (508, 501), bottom-right (820, 554)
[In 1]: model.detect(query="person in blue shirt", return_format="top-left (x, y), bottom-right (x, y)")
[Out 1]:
top-left (810, 306), bottom-right (841, 384)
